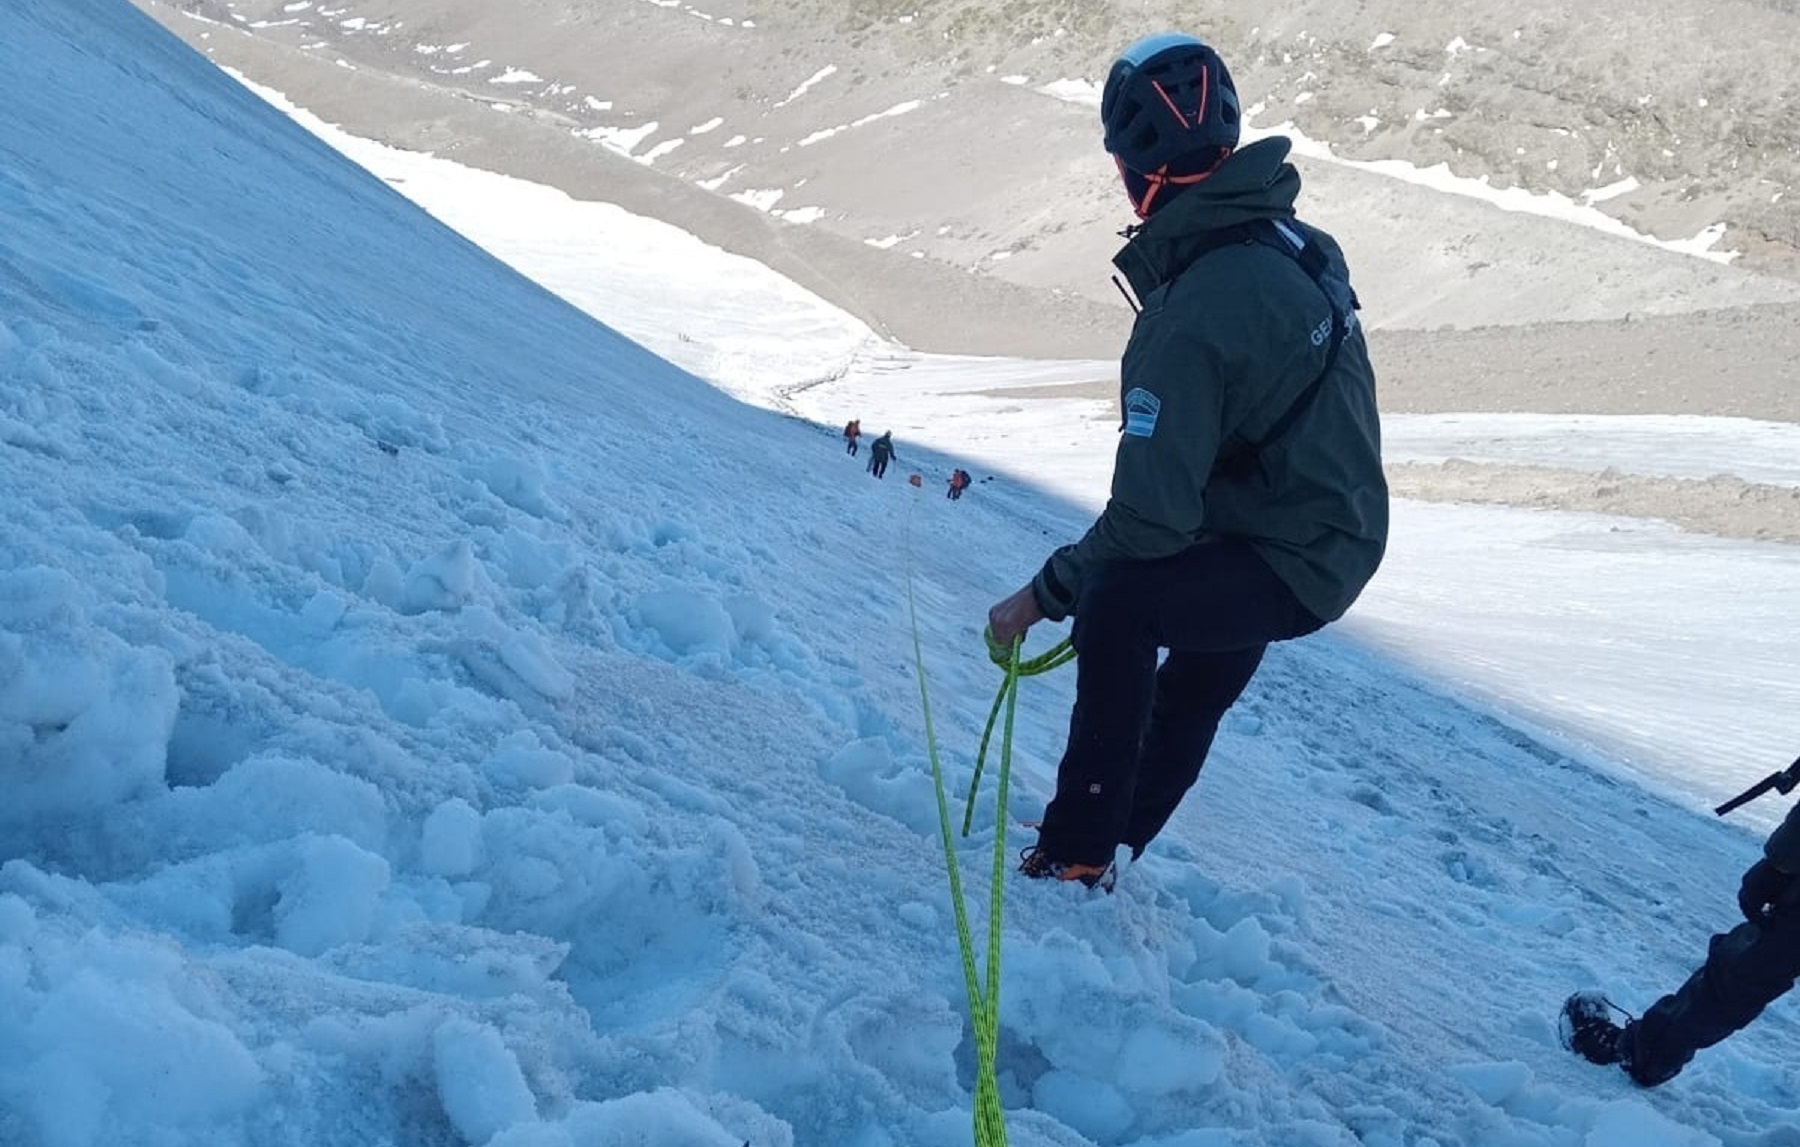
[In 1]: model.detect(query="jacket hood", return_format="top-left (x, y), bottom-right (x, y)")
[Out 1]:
top-left (1112, 137), bottom-right (1303, 296)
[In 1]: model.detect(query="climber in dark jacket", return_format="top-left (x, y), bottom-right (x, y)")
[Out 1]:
top-left (867, 431), bottom-right (896, 479)
top-left (987, 33), bottom-right (1388, 889)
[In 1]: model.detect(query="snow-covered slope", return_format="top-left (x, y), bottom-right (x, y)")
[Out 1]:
top-left (4, 4), bottom-right (1799, 1147)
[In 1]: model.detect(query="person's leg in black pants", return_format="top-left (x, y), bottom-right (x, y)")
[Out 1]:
top-left (1623, 907), bottom-right (1800, 1085)
top-left (1122, 646), bottom-right (1267, 857)
top-left (1033, 539), bottom-right (1321, 868)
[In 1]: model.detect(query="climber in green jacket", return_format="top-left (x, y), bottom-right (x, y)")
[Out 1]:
top-left (988, 32), bottom-right (1389, 889)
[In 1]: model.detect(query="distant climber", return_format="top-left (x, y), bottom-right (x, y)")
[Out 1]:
top-left (947, 469), bottom-right (971, 500)
top-left (844, 419), bottom-right (861, 456)
top-left (867, 431), bottom-right (896, 479)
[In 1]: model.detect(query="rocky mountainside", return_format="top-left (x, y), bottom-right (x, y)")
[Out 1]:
top-left (830, 0), bottom-right (1800, 269)
top-left (133, 0), bottom-right (1800, 364)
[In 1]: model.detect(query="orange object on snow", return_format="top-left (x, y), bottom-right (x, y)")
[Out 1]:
top-left (908, 473), bottom-right (923, 487)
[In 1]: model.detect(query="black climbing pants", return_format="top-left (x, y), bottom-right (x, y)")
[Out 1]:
top-left (1626, 899), bottom-right (1800, 1085)
top-left (1035, 539), bottom-right (1323, 867)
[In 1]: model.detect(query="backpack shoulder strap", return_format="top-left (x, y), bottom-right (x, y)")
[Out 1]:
top-left (1211, 218), bottom-right (1360, 481)
top-left (1160, 219), bottom-right (1272, 285)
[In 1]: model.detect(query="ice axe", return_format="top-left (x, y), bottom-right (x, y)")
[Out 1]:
top-left (1715, 754), bottom-right (1800, 816)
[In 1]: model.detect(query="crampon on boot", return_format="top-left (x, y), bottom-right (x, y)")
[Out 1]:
top-left (1559, 991), bottom-right (1629, 1067)
top-left (1018, 846), bottom-right (1116, 893)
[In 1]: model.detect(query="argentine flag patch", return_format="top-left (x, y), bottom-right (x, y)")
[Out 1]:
top-left (1123, 387), bottom-right (1161, 438)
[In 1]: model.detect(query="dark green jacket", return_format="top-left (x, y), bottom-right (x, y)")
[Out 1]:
top-left (1031, 137), bottom-right (1388, 624)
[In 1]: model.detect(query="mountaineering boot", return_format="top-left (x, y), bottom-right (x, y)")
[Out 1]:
top-left (1018, 846), bottom-right (1116, 893)
top-left (1560, 991), bottom-right (1627, 1066)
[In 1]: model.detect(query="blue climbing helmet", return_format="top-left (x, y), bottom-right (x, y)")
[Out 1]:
top-left (1100, 33), bottom-right (1241, 218)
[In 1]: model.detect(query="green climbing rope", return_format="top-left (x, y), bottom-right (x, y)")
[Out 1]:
top-left (961, 631), bottom-right (1073, 837)
top-left (907, 575), bottom-right (1011, 1145)
top-left (900, 496), bottom-right (1076, 1145)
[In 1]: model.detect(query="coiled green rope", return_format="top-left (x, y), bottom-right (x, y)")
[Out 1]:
top-left (960, 631), bottom-right (1073, 837)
